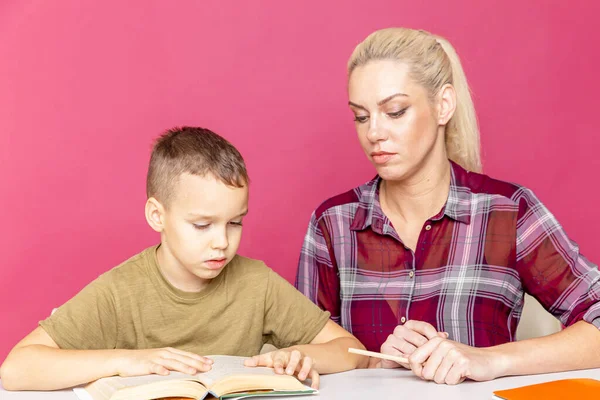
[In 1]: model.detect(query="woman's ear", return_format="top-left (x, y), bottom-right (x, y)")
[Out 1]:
top-left (437, 83), bottom-right (457, 126)
top-left (145, 197), bottom-right (165, 233)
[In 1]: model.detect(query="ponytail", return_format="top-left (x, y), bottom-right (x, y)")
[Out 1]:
top-left (436, 37), bottom-right (481, 172)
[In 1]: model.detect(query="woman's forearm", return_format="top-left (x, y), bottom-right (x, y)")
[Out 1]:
top-left (492, 320), bottom-right (600, 377)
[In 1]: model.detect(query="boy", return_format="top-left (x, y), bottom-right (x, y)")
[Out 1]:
top-left (0, 127), bottom-right (367, 391)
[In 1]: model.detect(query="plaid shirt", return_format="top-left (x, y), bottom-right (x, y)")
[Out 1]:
top-left (295, 161), bottom-right (600, 351)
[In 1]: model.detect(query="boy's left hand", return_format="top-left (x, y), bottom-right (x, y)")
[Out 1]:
top-left (244, 349), bottom-right (319, 389)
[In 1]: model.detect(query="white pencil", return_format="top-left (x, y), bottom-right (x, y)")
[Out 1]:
top-left (348, 348), bottom-right (409, 364)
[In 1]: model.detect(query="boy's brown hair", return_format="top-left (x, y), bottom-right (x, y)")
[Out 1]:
top-left (146, 126), bottom-right (248, 206)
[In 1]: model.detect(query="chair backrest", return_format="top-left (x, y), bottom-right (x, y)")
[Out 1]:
top-left (516, 294), bottom-right (562, 341)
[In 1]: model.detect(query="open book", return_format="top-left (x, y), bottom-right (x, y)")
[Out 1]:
top-left (73, 355), bottom-right (317, 400)
top-left (493, 378), bottom-right (600, 400)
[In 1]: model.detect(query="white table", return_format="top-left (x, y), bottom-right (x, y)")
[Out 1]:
top-left (2, 368), bottom-right (599, 399)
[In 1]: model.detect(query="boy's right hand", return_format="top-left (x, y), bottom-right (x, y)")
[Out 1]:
top-left (115, 347), bottom-right (213, 377)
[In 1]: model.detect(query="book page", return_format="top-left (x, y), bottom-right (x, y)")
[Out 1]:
top-left (82, 372), bottom-right (203, 400)
top-left (196, 355), bottom-right (278, 387)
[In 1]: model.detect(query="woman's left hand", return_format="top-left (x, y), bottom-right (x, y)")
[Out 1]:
top-left (407, 337), bottom-right (507, 385)
top-left (244, 349), bottom-right (319, 389)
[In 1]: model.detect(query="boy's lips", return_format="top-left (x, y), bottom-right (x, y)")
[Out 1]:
top-left (204, 258), bottom-right (227, 270)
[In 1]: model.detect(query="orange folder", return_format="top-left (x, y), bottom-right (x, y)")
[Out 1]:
top-left (493, 378), bottom-right (600, 400)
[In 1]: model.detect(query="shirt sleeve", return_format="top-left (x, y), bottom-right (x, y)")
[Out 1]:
top-left (514, 188), bottom-right (600, 329)
top-left (264, 268), bottom-right (331, 349)
top-left (294, 211), bottom-right (342, 324)
top-left (39, 273), bottom-right (118, 349)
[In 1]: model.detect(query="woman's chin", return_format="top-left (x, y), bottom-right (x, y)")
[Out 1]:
top-left (374, 164), bottom-right (411, 182)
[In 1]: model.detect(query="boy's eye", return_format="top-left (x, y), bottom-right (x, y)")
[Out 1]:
top-left (354, 115), bottom-right (369, 124)
top-left (193, 224), bottom-right (210, 230)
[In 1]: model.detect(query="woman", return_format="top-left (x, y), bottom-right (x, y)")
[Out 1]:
top-left (295, 27), bottom-right (600, 385)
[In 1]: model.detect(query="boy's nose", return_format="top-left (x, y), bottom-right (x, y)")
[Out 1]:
top-left (211, 232), bottom-right (229, 250)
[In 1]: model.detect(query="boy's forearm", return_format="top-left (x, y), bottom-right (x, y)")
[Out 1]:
top-left (1, 345), bottom-right (122, 391)
top-left (290, 337), bottom-right (369, 374)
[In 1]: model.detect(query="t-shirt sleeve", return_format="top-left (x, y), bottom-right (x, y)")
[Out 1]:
top-left (514, 188), bottom-right (600, 329)
top-left (39, 273), bottom-right (118, 349)
top-left (264, 267), bottom-right (331, 349)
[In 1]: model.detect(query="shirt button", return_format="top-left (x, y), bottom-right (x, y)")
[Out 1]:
top-left (425, 224), bottom-right (432, 231)
top-left (409, 271), bottom-right (414, 278)
top-left (400, 316), bottom-right (406, 323)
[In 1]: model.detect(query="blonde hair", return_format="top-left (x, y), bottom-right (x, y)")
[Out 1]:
top-left (348, 28), bottom-right (482, 172)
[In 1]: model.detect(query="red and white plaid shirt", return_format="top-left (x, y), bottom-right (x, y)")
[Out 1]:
top-left (295, 161), bottom-right (600, 351)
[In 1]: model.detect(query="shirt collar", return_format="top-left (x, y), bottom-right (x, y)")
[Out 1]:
top-left (443, 161), bottom-right (473, 224)
top-left (349, 176), bottom-right (383, 233)
top-left (350, 161), bottom-right (472, 232)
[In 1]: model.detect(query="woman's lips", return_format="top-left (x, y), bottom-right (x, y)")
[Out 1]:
top-left (371, 152), bottom-right (396, 164)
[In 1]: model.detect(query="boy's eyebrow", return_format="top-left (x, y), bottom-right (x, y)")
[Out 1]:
top-left (187, 209), bottom-right (249, 219)
top-left (187, 212), bottom-right (215, 219)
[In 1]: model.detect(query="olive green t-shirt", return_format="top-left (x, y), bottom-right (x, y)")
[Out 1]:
top-left (40, 246), bottom-right (330, 356)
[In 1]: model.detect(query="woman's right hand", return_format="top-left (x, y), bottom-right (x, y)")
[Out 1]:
top-left (379, 320), bottom-right (448, 369)
top-left (115, 347), bottom-right (213, 377)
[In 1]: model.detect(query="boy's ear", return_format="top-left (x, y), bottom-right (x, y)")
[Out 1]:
top-left (145, 197), bottom-right (166, 232)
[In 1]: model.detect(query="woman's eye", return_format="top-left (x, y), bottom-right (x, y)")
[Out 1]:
top-left (229, 221), bottom-right (243, 227)
top-left (193, 224), bottom-right (210, 230)
top-left (354, 115), bottom-right (369, 124)
top-left (387, 108), bottom-right (408, 119)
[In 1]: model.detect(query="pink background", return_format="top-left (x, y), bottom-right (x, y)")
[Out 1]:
top-left (1, 1), bottom-right (599, 362)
